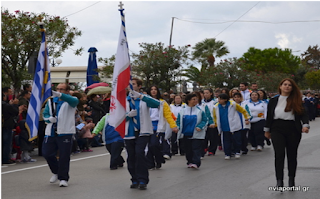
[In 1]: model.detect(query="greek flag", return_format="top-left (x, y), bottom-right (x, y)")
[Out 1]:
top-left (26, 28), bottom-right (51, 141)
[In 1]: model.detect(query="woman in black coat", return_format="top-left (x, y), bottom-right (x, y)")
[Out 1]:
top-left (264, 78), bottom-right (309, 190)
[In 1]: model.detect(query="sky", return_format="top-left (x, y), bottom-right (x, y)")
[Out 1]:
top-left (2, 0), bottom-right (320, 68)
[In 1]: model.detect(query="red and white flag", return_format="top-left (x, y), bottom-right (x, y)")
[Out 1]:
top-left (108, 10), bottom-right (131, 138)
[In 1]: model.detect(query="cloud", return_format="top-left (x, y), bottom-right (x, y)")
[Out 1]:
top-left (275, 33), bottom-right (290, 49)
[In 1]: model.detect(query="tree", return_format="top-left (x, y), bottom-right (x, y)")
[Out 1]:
top-left (192, 38), bottom-right (229, 68)
top-left (240, 47), bottom-right (300, 74)
top-left (1, 8), bottom-right (83, 91)
top-left (202, 58), bottom-right (254, 89)
top-left (98, 54), bottom-right (115, 81)
top-left (305, 69), bottom-right (320, 90)
top-left (131, 42), bottom-right (190, 91)
top-left (181, 65), bottom-right (207, 86)
top-left (301, 45), bottom-right (320, 70)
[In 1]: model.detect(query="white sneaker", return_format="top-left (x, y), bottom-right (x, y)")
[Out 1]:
top-left (250, 147), bottom-right (256, 151)
top-left (59, 180), bottom-right (68, 187)
top-left (49, 174), bottom-right (58, 183)
top-left (257, 145), bottom-right (263, 151)
top-left (224, 156), bottom-right (231, 160)
top-left (163, 154), bottom-right (171, 160)
top-left (235, 154), bottom-right (241, 159)
top-left (190, 164), bottom-right (198, 169)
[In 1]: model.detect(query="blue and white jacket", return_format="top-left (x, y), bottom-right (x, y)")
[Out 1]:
top-left (176, 105), bottom-right (208, 139)
top-left (43, 93), bottom-right (79, 136)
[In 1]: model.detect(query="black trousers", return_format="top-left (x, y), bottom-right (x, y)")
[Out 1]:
top-left (106, 141), bottom-right (125, 169)
top-left (124, 136), bottom-right (150, 184)
top-left (249, 120), bottom-right (265, 147)
top-left (203, 127), bottom-right (219, 155)
top-left (271, 120), bottom-right (301, 180)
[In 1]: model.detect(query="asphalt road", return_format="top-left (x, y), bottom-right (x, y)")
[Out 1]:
top-left (2, 118), bottom-right (320, 199)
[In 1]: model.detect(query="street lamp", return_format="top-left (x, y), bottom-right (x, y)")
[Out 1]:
top-left (51, 58), bottom-right (62, 67)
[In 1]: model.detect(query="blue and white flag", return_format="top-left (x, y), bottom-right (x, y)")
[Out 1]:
top-left (26, 28), bottom-right (51, 141)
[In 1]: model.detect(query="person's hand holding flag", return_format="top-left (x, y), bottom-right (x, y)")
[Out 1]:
top-left (126, 109), bottom-right (137, 117)
top-left (52, 91), bottom-right (62, 98)
top-left (129, 89), bottom-right (141, 100)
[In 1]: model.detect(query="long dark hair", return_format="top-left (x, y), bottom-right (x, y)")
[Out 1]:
top-left (147, 85), bottom-right (161, 100)
top-left (278, 78), bottom-right (303, 115)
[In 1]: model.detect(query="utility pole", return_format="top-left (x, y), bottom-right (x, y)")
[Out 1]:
top-left (169, 17), bottom-right (175, 47)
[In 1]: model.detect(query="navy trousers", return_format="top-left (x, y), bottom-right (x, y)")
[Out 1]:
top-left (203, 127), bottom-right (219, 155)
top-left (147, 133), bottom-right (165, 169)
top-left (222, 131), bottom-right (242, 156)
top-left (106, 141), bottom-right (125, 169)
top-left (42, 135), bottom-right (73, 181)
top-left (249, 120), bottom-right (266, 147)
top-left (183, 137), bottom-right (203, 167)
top-left (125, 136), bottom-right (150, 184)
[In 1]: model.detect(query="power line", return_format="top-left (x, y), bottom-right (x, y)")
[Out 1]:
top-left (63, 1), bottom-right (101, 18)
top-left (214, 1), bottom-right (261, 38)
top-left (174, 18), bottom-right (320, 24)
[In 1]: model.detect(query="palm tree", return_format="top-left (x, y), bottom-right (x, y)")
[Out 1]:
top-left (192, 38), bottom-right (230, 67)
top-left (182, 65), bottom-right (207, 86)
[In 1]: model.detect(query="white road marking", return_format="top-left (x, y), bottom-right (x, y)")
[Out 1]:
top-left (1, 153), bottom-right (109, 175)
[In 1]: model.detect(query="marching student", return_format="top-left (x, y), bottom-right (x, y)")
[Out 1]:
top-left (213, 93), bottom-right (250, 160)
top-left (247, 91), bottom-right (268, 151)
top-left (42, 83), bottom-right (79, 187)
top-left (232, 92), bottom-right (251, 155)
top-left (201, 88), bottom-right (218, 156)
top-left (176, 93), bottom-right (208, 168)
top-left (170, 95), bottom-right (186, 156)
top-left (146, 85), bottom-right (177, 170)
top-left (125, 78), bottom-right (177, 190)
top-left (92, 113), bottom-right (125, 170)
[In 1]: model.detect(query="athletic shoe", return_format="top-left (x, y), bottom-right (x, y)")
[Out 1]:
top-left (257, 145), bottom-right (263, 151)
top-left (149, 167), bottom-right (156, 171)
top-left (156, 163), bottom-right (162, 169)
top-left (50, 174), bottom-right (58, 183)
top-left (250, 147), bottom-right (256, 151)
top-left (218, 146), bottom-right (223, 151)
top-left (241, 150), bottom-right (248, 155)
top-left (130, 182), bottom-right (139, 189)
top-left (2, 160), bottom-right (16, 165)
top-left (266, 139), bottom-right (271, 146)
top-left (22, 158), bottom-right (37, 163)
top-left (190, 164), bottom-right (198, 169)
top-left (224, 156), bottom-right (231, 160)
top-left (208, 152), bottom-right (214, 156)
top-left (138, 182), bottom-right (147, 190)
top-left (59, 180), bottom-right (68, 187)
top-left (163, 154), bottom-right (171, 160)
top-left (187, 164), bottom-right (192, 168)
top-left (235, 154), bottom-right (241, 159)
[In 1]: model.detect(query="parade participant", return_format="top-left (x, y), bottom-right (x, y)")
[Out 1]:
top-left (247, 92), bottom-right (267, 151)
top-left (232, 92), bottom-right (251, 155)
top-left (264, 78), bottom-right (309, 189)
top-left (42, 83), bottom-right (79, 187)
top-left (170, 95), bottom-right (185, 155)
top-left (239, 82), bottom-right (251, 102)
top-left (176, 93), bottom-right (208, 169)
top-left (125, 78), bottom-right (177, 190)
top-left (146, 85), bottom-right (177, 169)
top-left (201, 88), bottom-right (218, 156)
top-left (213, 93), bottom-right (250, 160)
top-left (251, 83), bottom-right (258, 92)
top-left (92, 113), bottom-right (125, 170)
